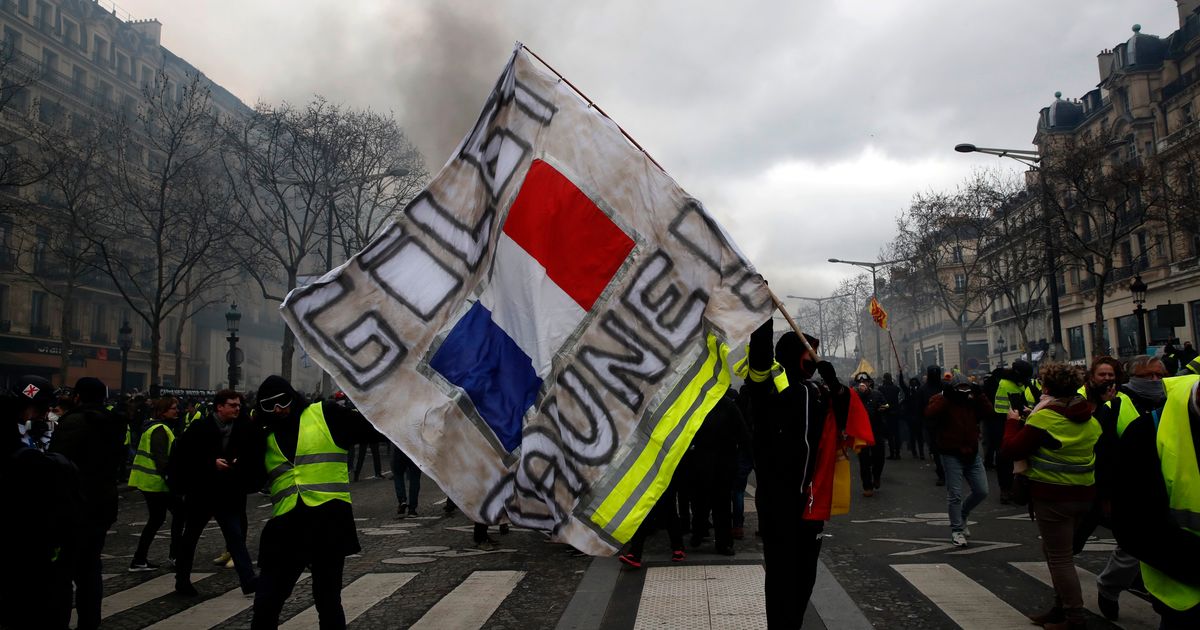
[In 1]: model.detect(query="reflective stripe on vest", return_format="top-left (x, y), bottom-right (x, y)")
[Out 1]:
top-left (128, 422), bottom-right (174, 493)
top-left (264, 403), bottom-right (350, 518)
top-left (1141, 374), bottom-right (1200, 612)
top-left (1024, 407), bottom-right (1102, 486)
top-left (1183, 356), bottom-right (1200, 376)
top-left (993, 379), bottom-right (1024, 414)
top-left (1076, 387), bottom-right (1140, 438)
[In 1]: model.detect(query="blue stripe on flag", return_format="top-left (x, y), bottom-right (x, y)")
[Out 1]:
top-left (430, 302), bottom-right (539, 452)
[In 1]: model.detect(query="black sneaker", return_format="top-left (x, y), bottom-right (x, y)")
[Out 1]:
top-left (397, 502), bottom-right (408, 515)
top-left (174, 582), bottom-right (198, 597)
top-left (128, 560), bottom-right (158, 572)
top-left (499, 523), bottom-right (510, 535)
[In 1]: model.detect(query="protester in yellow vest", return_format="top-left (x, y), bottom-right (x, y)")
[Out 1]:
top-left (247, 375), bottom-right (377, 629)
top-left (1113, 373), bottom-right (1200, 629)
top-left (1001, 362), bottom-right (1102, 630)
top-left (128, 396), bottom-right (184, 572)
top-left (989, 359), bottom-right (1035, 504)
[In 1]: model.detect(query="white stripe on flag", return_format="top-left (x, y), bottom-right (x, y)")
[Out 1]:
top-left (280, 572), bottom-right (416, 629)
top-left (409, 570), bottom-right (524, 630)
top-left (1010, 562), bottom-right (1159, 630)
top-left (145, 574), bottom-right (310, 630)
top-left (480, 233), bottom-right (585, 378)
top-left (892, 564), bottom-right (1030, 629)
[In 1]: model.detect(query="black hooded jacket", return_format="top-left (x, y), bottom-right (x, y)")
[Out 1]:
top-left (48, 402), bottom-right (125, 524)
top-left (244, 376), bottom-right (377, 564)
top-left (745, 320), bottom-right (849, 523)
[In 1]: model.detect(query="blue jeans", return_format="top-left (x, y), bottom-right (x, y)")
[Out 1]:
top-left (391, 447), bottom-right (421, 509)
top-left (731, 451), bottom-right (754, 527)
top-left (942, 451), bottom-right (988, 532)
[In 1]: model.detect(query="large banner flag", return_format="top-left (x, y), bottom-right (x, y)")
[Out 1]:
top-left (279, 44), bottom-right (771, 554)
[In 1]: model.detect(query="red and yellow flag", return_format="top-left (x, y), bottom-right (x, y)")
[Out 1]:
top-left (869, 296), bottom-right (888, 330)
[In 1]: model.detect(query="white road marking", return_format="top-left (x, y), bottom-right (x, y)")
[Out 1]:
top-left (72, 573), bottom-right (214, 626)
top-left (281, 572), bottom-right (415, 629)
top-left (892, 563), bottom-right (1031, 629)
top-left (1010, 562), bottom-right (1159, 630)
top-left (144, 574), bottom-right (309, 629)
top-left (409, 570), bottom-right (524, 630)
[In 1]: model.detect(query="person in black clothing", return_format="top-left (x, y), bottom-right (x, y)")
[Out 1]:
top-left (918, 366), bottom-right (946, 484)
top-left (901, 376), bottom-right (926, 459)
top-left (246, 375), bottom-right (378, 630)
top-left (743, 319), bottom-right (850, 628)
top-left (46, 377), bottom-right (126, 630)
top-left (619, 476), bottom-right (687, 567)
top-left (684, 390), bottom-right (748, 555)
top-left (854, 372), bottom-right (888, 496)
top-left (878, 373), bottom-right (903, 460)
top-left (1, 377), bottom-right (83, 630)
top-left (171, 389), bottom-right (259, 596)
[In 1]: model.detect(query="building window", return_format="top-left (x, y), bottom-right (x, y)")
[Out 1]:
top-left (71, 66), bottom-right (86, 96)
top-left (30, 290), bottom-right (48, 330)
top-left (954, 274), bottom-right (966, 293)
top-left (116, 52), bottom-right (129, 79)
top-left (1116, 315), bottom-right (1139, 356)
top-left (92, 35), bottom-right (107, 65)
top-left (17, 0), bottom-right (29, 17)
top-left (1068, 325), bottom-right (1085, 359)
top-left (62, 19), bottom-right (78, 48)
top-left (1089, 322), bottom-right (1111, 356)
top-left (38, 98), bottom-right (61, 124)
top-left (3, 26), bottom-right (23, 56)
top-left (41, 48), bottom-right (57, 75)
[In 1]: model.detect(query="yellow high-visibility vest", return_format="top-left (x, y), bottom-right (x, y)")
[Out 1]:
top-left (264, 403), bottom-right (350, 518)
top-left (128, 422), bottom-right (174, 493)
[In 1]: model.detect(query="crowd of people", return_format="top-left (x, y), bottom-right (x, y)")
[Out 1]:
top-left (1, 373), bottom-right (394, 629)
top-left (4, 331), bottom-right (1200, 629)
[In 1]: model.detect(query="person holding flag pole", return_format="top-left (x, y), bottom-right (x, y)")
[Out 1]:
top-left (736, 287), bottom-right (873, 627)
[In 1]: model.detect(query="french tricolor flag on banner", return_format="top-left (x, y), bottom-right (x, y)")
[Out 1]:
top-left (430, 159), bottom-right (635, 452)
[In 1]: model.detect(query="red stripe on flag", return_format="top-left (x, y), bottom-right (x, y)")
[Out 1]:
top-left (503, 160), bottom-right (635, 311)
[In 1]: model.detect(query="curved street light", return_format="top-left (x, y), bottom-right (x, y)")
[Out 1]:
top-left (828, 257), bottom-right (905, 372)
top-left (955, 141), bottom-right (1065, 360)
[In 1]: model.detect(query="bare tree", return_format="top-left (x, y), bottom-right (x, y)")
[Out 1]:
top-left (221, 97), bottom-right (418, 380)
top-left (974, 170), bottom-right (1051, 355)
top-left (329, 108), bottom-right (427, 262)
top-left (1040, 128), bottom-right (1163, 355)
top-left (0, 41), bottom-right (50, 192)
top-left (893, 174), bottom-right (996, 367)
top-left (3, 106), bottom-right (110, 383)
top-left (87, 71), bottom-right (240, 388)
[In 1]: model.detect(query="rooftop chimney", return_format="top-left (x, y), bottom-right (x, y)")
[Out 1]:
top-left (1097, 48), bottom-right (1114, 83)
top-left (128, 18), bottom-right (161, 47)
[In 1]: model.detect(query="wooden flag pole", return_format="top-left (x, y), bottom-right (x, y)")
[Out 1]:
top-left (767, 287), bottom-right (821, 362)
top-left (886, 328), bottom-right (904, 376)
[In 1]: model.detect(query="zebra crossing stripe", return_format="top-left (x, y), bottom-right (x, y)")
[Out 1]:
top-left (1009, 562), bottom-right (1159, 630)
top-left (280, 572), bottom-right (416, 629)
top-left (144, 574), bottom-right (310, 629)
top-left (409, 570), bottom-right (525, 630)
top-left (71, 573), bottom-right (215, 626)
top-left (101, 573), bottom-right (214, 621)
top-left (892, 564), bottom-right (1031, 629)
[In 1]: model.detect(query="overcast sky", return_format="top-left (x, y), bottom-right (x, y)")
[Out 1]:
top-left (116, 0), bottom-right (1180, 302)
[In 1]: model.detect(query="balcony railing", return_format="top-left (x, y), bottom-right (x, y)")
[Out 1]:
top-left (90, 331), bottom-right (109, 344)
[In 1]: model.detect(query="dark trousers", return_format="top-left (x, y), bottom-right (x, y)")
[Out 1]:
top-left (984, 415), bottom-right (1013, 492)
top-left (907, 416), bottom-right (925, 457)
top-left (68, 516), bottom-right (110, 630)
top-left (691, 476), bottom-right (734, 549)
top-left (391, 448), bottom-right (421, 509)
top-left (761, 514), bottom-right (824, 628)
top-left (859, 444), bottom-right (886, 490)
top-left (176, 495), bottom-right (256, 590)
top-left (134, 491), bottom-right (183, 563)
top-left (886, 414), bottom-right (904, 456)
top-left (626, 482), bottom-right (684, 559)
top-left (353, 441), bottom-right (382, 480)
top-left (252, 553), bottom-right (346, 630)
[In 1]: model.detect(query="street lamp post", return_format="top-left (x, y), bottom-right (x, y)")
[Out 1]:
top-left (996, 333), bottom-right (1006, 369)
top-left (828, 258), bottom-right (904, 372)
top-left (1130, 275), bottom-right (1148, 353)
top-left (226, 303), bottom-right (242, 392)
top-left (118, 320), bottom-right (133, 396)
top-left (954, 142), bottom-right (1066, 361)
top-left (787, 293), bottom-right (852, 355)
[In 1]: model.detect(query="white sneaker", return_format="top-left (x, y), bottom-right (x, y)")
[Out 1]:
top-left (962, 526), bottom-right (972, 537)
top-left (951, 531), bottom-right (968, 547)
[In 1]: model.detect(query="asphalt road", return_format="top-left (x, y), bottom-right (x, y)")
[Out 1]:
top-left (87, 449), bottom-right (1160, 629)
